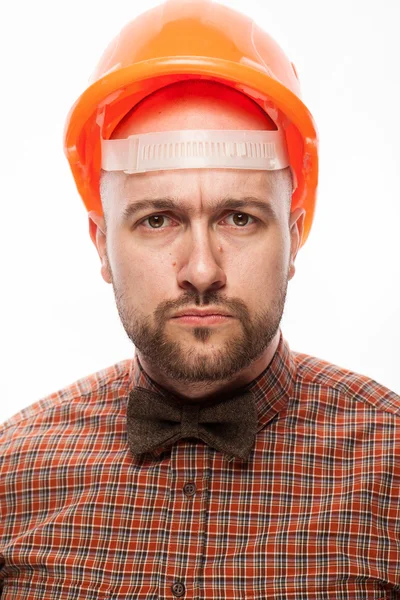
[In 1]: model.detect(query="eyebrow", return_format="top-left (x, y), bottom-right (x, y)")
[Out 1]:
top-left (121, 196), bottom-right (278, 222)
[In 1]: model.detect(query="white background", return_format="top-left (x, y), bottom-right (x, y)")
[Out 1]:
top-left (1, 0), bottom-right (399, 423)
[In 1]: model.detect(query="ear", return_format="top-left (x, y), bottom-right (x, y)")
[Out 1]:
top-left (88, 211), bottom-right (112, 284)
top-left (288, 207), bottom-right (306, 280)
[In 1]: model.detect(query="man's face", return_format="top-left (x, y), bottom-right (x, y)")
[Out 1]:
top-left (93, 166), bottom-right (303, 383)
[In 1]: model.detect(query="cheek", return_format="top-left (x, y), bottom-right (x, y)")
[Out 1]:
top-left (227, 237), bottom-right (288, 296)
top-left (108, 238), bottom-right (178, 308)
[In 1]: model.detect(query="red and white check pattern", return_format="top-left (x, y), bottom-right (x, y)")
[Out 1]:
top-left (1, 332), bottom-right (399, 599)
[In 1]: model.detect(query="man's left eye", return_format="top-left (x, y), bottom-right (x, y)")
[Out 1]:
top-left (224, 213), bottom-right (255, 227)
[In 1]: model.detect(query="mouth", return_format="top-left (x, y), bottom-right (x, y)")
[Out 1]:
top-left (172, 315), bottom-right (233, 325)
top-left (170, 308), bottom-right (234, 326)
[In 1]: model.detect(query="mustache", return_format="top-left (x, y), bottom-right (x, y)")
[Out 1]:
top-left (153, 290), bottom-right (251, 323)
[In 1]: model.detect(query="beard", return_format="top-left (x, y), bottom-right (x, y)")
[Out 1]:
top-left (111, 269), bottom-right (289, 384)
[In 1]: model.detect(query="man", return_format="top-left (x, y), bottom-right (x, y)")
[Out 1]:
top-left (1, 1), bottom-right (399, 599)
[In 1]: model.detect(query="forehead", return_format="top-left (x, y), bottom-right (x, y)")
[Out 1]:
top-left (108, 168), bottom-right (283, 212)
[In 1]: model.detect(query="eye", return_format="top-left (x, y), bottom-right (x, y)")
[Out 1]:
top-left (224, 212), bottom-right (256, 227)
top-left (141, 214), bottom-right (175, 229)
top-left (139, 211), bottom-right (256, 230)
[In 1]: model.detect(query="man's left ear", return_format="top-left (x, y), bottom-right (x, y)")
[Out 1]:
top-left (288, 208), bottom-right (306, 280)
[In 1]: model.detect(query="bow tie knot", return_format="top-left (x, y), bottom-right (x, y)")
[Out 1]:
top-left (181, 404), bottom-right (201, 438)
top-left (127, 387), bottom-right (258, 461)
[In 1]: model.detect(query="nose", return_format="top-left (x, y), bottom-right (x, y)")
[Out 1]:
top-left (176, 229), bottom-right (226, 295)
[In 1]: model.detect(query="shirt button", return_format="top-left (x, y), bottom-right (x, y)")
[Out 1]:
top-left (183, 482), bottom-right (196, 497)
top-left (171, 581), bottom-right (186, 597)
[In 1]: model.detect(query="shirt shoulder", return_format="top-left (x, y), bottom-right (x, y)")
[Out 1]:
top-left (292, 349), bottom-right (400, 418)
top-left (0, 359), bottom-right (134, 438)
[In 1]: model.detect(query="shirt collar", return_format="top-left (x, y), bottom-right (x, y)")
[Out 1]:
top-left (129, 329), bottom-right (296, 436)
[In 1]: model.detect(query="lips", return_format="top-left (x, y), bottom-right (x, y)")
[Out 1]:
top-left (171, 308), bottom-right (233, 318)
top-left (170, 308), bottom-right (234, 326)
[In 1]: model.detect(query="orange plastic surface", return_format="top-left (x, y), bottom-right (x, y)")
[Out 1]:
top-left (64, 0), bottom-right (318, 246)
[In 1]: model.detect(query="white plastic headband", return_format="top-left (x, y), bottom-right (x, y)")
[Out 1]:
top-left (101, 129), bottom-right (290, 174)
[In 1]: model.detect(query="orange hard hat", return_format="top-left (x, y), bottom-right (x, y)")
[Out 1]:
top-left (64, 0), bottom-right (318, 246)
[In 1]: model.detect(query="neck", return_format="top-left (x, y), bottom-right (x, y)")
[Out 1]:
top-left (136, 330), bottom-right (281, 403)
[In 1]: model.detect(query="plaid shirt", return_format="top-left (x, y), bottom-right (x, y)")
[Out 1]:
top-left (1, 332), bottom-right (399, 600)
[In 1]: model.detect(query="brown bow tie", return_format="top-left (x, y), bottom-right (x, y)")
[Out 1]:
top-left (127, 387), bottom-right (258, 461)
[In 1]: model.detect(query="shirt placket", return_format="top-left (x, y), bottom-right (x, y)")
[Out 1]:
top-left (161, 440), bottom-right (211, 600)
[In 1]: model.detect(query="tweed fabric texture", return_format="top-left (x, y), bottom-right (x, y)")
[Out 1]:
top-left (1, 332), bottom-right (400, 599)
top-left (127, 387), bottom-right (258, 461)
